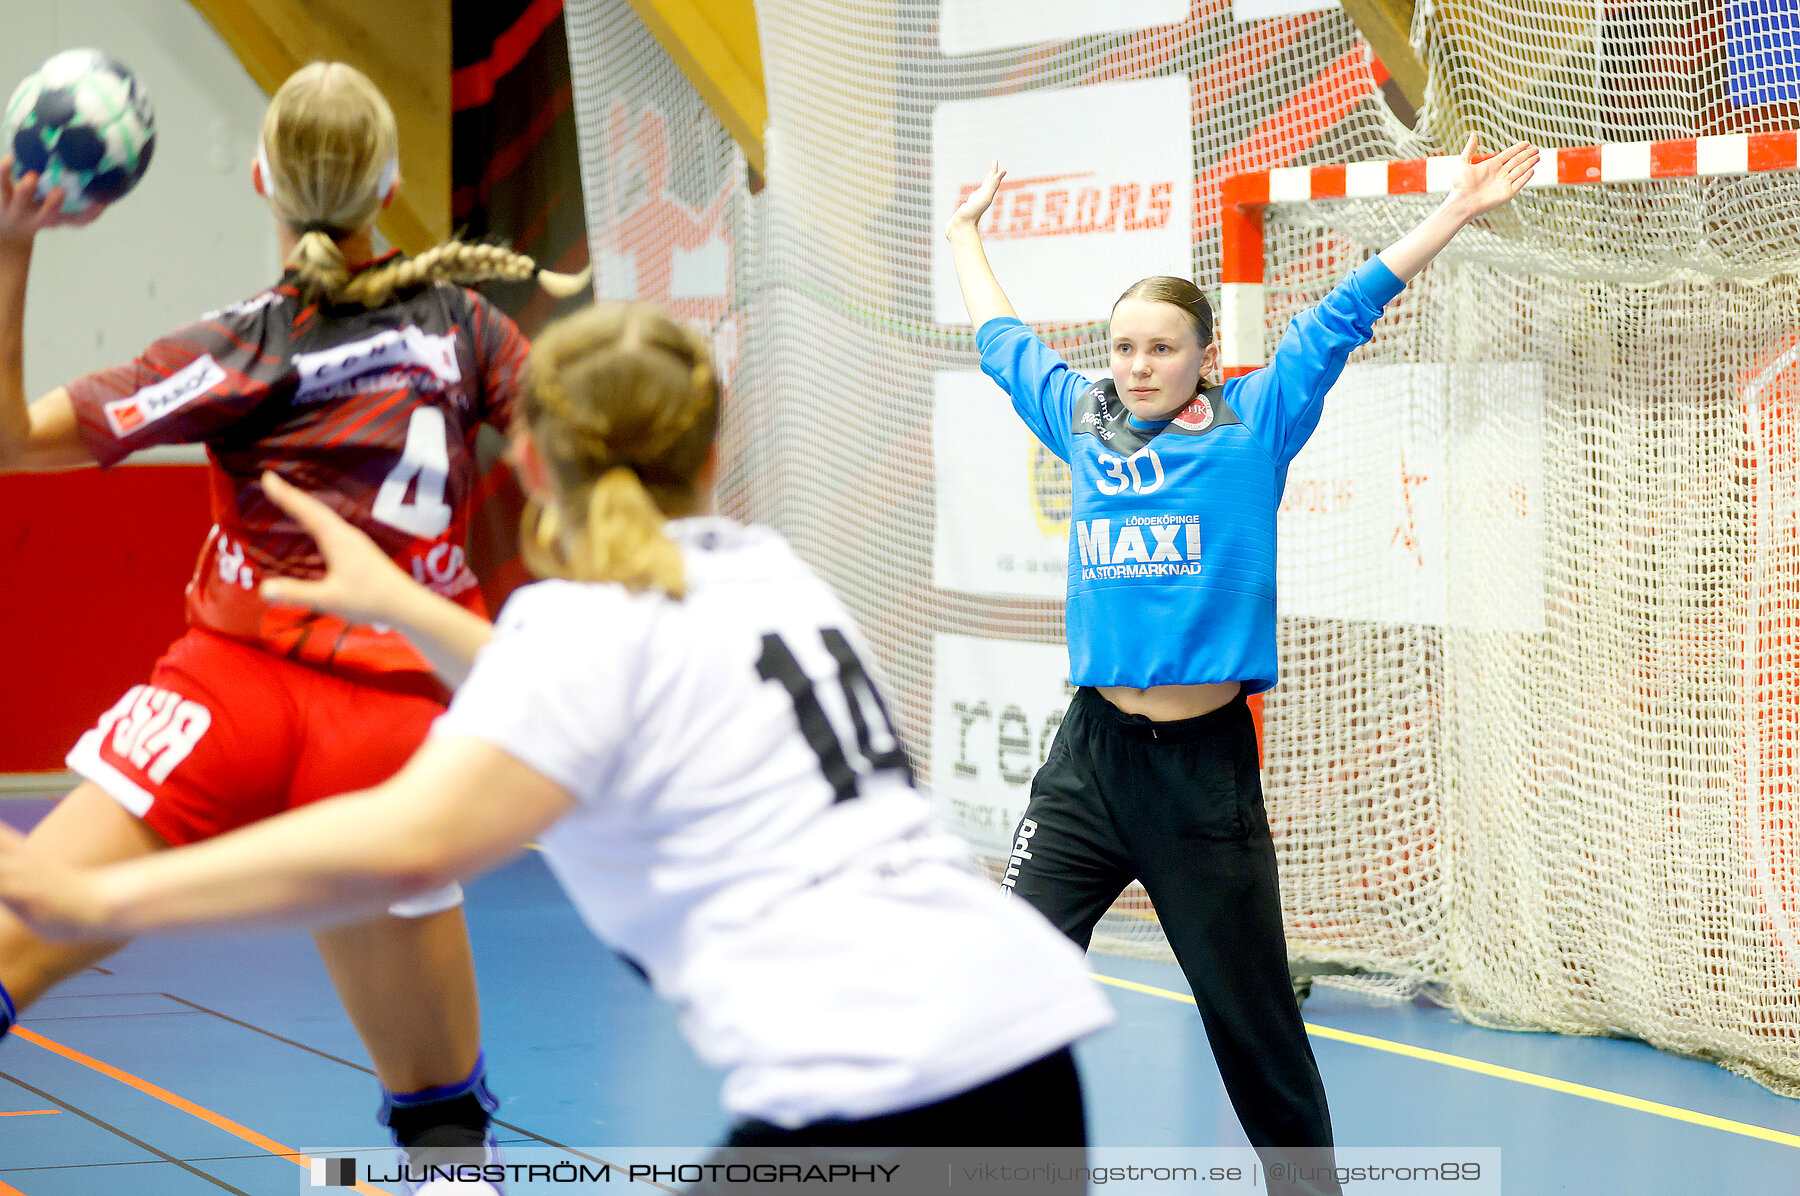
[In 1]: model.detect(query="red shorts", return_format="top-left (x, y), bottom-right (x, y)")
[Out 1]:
top-left (66, 628), bottom-right (448, 848)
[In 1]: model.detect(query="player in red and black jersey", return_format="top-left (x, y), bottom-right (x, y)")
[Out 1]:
top-left (0, 62), bottom-right (584, 1187)
top-left (67, 243), bottom-right (528, 683)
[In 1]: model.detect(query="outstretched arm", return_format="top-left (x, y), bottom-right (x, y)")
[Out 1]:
top-left (0, 734), bottom-right (573, 938)
top-left (258, 471), bottom-right (494, 686)
top-left (1231, 135), bottom-right (1536, 463)
top-left (0, 158), bottom-right (104, 472)
top-left (944, 161), bottom-right (1018, 327)
top-left (1378, 135), bottom-right (1539, 283)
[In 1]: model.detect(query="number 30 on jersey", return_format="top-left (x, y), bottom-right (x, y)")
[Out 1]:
top-left (1094, 445), bottom-right (1164, 495)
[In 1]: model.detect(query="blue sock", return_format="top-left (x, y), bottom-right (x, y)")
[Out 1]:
top-left (380, 1051), bottom-right (497, 1149)
top-left (0, 979), bottom-right (14, 1040)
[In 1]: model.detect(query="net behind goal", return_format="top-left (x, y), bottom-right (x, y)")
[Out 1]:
top-left (1223, 132), bottom-right (1800, 1096)
top-left (562, 0), bottom-right (1800, 1095)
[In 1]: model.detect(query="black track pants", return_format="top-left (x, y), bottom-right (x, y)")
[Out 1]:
top-left (1002, 687), bottom-right (1340, 1196)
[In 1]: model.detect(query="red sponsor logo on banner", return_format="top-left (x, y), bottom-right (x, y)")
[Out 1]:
top-left (963, 173), bottom-right (1176, 240)
top-left (595, 102), bottom-right (740, 384)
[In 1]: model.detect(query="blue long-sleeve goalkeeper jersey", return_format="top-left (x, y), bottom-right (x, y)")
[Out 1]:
top-left (976, 256), bottom-right (1406, 692)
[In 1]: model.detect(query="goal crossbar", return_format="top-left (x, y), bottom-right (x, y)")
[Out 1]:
top-left (1217, 131), bottom-right (1800, 376)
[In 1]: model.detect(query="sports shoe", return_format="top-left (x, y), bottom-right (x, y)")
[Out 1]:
top-left (399, 1125), bottom-right (504, 1195)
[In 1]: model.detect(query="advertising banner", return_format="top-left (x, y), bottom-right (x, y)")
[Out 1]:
top-left (929, 633), bottom-right (1074, 856)
top-left (932, 77), bottom-right (1195, 325)
top-left (937, 0), bottom-right (1187, 56)
top-left (932, 370), bottom-right (1071, 597)
top-left (1276, 362), bottom-right (1546, 632)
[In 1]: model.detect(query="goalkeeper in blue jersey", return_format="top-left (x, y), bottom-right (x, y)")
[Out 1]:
top-left (946, 134), bottom-right (1538, 1196)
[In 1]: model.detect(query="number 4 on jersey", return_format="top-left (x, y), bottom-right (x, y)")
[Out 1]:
top-left (758, 630), bottom-right (913, 802)
top-left (372, 407), bottom-right (453, 537)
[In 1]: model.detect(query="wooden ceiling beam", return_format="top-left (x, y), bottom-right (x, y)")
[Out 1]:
top-left (625, 0), bottom-right (765, 175)
top-left (1339, 0), bottom-right (1428, 111)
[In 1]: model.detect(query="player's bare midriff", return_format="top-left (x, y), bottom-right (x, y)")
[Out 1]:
top-left (1095, 680), bottom-right (1242, 722)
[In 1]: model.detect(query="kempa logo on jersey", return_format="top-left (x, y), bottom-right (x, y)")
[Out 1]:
top-left (961, 173), bottom-right (1176, 241)
top-left (103, 355), bottom-right (228, 437)
top-left (1075, 516), bottom-right (1202, 579)
top-left (1078, 408), bottom-right (1119, 441)
top-left (294, 327), bottom-right (461, 400)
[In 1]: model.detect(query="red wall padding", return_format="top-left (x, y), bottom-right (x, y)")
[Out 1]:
top-left (0, 466), bottom-right (212, 773)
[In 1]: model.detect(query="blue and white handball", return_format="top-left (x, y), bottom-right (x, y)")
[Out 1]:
top-left (4, 49), bottom-right (156, 214)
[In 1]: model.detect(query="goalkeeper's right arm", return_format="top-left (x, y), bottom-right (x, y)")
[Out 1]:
top-left (945, 159), bottom-right (1019, 329)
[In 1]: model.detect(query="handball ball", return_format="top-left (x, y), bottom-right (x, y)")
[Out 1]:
top-left (3, 49), bottom-right (156, 214)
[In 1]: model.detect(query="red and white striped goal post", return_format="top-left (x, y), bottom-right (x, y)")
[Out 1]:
top-left (1217, 130), bottom-right (1800, 378)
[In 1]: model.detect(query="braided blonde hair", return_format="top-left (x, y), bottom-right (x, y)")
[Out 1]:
top-left (520, 303), bottom-right (720, 598)
top-left (265, 62), bottom-right (588, 307)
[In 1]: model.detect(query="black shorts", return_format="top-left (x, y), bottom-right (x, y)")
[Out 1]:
top-left (686, 1048), bottom-right (1086, 1194)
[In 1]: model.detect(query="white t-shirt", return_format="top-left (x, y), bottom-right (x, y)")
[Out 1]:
top-left (434, 518), bottom-right (1113, 1128)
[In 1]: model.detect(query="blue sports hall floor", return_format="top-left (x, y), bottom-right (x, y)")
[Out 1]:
top-left (1, 795), bottom-right (1797, 1196)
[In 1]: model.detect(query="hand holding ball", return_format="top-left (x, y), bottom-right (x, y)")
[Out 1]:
top-left (3, 48), bottom-right (156, 215)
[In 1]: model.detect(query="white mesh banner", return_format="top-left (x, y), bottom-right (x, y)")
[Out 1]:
top-left (928, 633), bottom-right (1073, 858)
top-left (1277, 361), bottom-right (1546, 632)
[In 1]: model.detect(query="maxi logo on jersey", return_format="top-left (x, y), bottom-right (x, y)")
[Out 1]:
top-left (1075, 515), bottom-right (1203, 579)
top-left (1067, 380), bottom-right (1242, 583)
top-left (293, 327), bottom-right (462, 403)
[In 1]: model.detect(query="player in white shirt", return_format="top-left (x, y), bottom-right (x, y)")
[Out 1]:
top-left (0, 302), bottom-right (1113, 1166)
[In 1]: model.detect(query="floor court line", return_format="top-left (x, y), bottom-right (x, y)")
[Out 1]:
top-left (1090, 972), bottom-right (1800, 1150)
top-left (159, 992), bottom-right (383, 1074)
top-left (0, 1068), bottom-right (250, 1194)
top-left (15, 1017), bottom-right (668, 1192)
top-left (11, 1025), bottom-right (389, 1196)
top-left (159, 991), bottom-right (621, 1167)
top-left (0, 1109), bottom-right (58, 1117)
